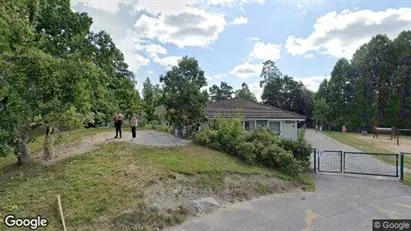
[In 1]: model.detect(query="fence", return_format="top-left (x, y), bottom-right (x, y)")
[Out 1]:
top-left (313, 149), bottom-right (407, 180)
top-left (400, 152), bottom-right (411, 180)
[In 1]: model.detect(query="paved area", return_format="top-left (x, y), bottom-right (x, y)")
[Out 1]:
top-left (170, 174), bottom-right (411, 231)
top-left (169, 129), bottom-right (411, 231)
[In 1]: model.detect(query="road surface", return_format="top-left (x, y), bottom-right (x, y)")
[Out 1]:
top-left (169, 129), bottom-right (411, 231)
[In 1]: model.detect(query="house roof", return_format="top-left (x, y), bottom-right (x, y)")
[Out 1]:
top-left (206, 98), bottom-right (306, 120)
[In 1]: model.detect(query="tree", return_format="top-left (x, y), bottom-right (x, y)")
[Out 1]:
top-left (259, 60), bottom-right (282, 87)
top-left (313, 98), bottom-right (329, 127)
top-left (142, 77), bottom-right (157, 122)
top-left (235, 82), bottom-right (257, 102)
top-left (0, 0), bottom-right (140, 164)
top-left (160, 56), bottom-right (208, 138)
top-left (327, 58), bottom-right (354, 128)
top-left (209, 82), bottom-right (233, 102)
top-left (262, 75), bottom-right (311, 116)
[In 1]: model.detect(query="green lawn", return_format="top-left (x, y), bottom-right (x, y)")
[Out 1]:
top-left (0, 128), bottom-right (312, 230)
top-left (324, 131), bottom-right (411, 187)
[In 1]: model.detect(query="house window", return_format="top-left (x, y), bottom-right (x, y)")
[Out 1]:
top-left (256, 120), bottom-right (268, 127)
top-left (244, 121), bottom-right (250, 130)
top-left (269, 121), bottom-right (281, 135)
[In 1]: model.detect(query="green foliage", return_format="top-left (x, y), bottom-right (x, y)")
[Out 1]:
top-left (142, 77), bottom-right (160, 123)
top-left (0, 0), bottom-right (140, 162)
top-left (319, 30), bottom-right (411, 131)
top-left (160, 56), bottom-right (208, 137)
top-left (260, 62), bottom-right (313, 121)
top-left (209, 82), bottom-right (234, 102)
top-left (312, 98), bottom-right (329, 126)
top-left (194, 119), bottom-right (311, 176)
top-left (235, 82), bottom-right (257, 102)
top-left (279, 129), bottom-right (312, 169)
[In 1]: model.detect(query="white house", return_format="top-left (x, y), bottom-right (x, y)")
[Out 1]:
top-left (205, 98), bottom-right (306, 139)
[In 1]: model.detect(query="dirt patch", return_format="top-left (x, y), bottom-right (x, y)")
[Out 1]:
top-left (144, 173), bottom-right (304, 217)
top-left (40, 130), bottom-right (190, 165)
top-left (355, 134), bottom-right (411, 153)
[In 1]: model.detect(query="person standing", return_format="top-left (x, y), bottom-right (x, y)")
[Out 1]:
top-left (315, 124), bottom-right (318, 133)
top-left (113, 112), bottom-right (124, 139)
top-left (130, 114), bottom-right (137, 140)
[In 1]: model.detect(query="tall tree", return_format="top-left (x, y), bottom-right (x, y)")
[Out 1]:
top-left (327, 58), bottom-right (354, 128)
top-left (209, 82), bottom-right (233, 102)
top-left (160, 56), bottom-right (208, 137)
top-left (235, 82), bottom-right (257, 102)
top-left (262, 75), bottom-right (311, 116)
top-left (0, 0), bottom-right (140, 164)
top-left (142, 77), bottom-right (157, 122)
top-left (313, 98), bottom-right (329, 127)
top-left (259, 60), bottom-right (282, 87)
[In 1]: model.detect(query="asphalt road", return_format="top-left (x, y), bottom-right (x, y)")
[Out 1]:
top-left (169, 130), bottom-right (411, 231)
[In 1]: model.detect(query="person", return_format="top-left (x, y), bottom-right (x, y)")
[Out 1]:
top-left (319, 125), bottom-right (322, 133)
top-left (113, 112), bottom-right (124, 139)
top-left (130, 114), bottom-right (137, 140)
top-left (342, 125), bottom-right (347, 133)
top-left (315, 124), bottom-right (318, 133)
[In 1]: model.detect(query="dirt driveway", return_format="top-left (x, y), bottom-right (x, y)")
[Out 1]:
top-left (42, 130), bottom-right (190, 164)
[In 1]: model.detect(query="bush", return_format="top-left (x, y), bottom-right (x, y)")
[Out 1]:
top-left (244, 127), bottom-right (280, 146)
top-left (194, 118), bottom-right (305, 177)
top-left (278, 128), bottom-right (312, 169)
top-left (237, 142), bottom-right (256, 164)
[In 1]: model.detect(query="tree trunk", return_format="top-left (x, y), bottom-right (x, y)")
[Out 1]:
top-left (16, 135), bottom-right (30, 166)
top-left (43, 125), bottom-right (55, 161)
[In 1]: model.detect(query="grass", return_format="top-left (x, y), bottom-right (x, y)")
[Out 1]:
top-left (0, 128), bottom-right (309, 230)
top-left (324, 131), bottom-right (411, 187)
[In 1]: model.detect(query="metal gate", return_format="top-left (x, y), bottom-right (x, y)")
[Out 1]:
top-left (314, 149), bottom-right (399, 178)
top-left (317, 150), bottom-right (343, 173)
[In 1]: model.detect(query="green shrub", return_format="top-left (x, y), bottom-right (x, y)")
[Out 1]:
top-left (194, 129), bottom-right (216, 146)
top-left (194, 118), bottom-right (304, 177)
top-left (237, 142), bottom-right (256, 164)
top-left (244, 127), bottom-right (280, 146)
top-left (278, 128), bottom-right (312, 169)
top-left (260, 144), bottom-right (301, 176)
top-left (213, 118), bottom-right (244, 155)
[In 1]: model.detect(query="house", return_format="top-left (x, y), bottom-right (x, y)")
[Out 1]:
top-left (205, 98), bottom-right (306, 139)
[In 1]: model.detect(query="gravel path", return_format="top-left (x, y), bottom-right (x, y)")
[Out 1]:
top-left (129, 130), bottom-right (191, 147)
top-left (43, 130), bottom-right (190, 165)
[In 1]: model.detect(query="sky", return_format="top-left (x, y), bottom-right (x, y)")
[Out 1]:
top-left (71, 0), bottom-right (411, 100)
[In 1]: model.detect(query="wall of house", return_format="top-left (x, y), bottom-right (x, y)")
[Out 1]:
top-left (281, 120), bottom-right (298, 139)
top-left (252, 119), bottom-right (299, 139)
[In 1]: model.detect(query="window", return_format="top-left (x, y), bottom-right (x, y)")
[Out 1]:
top-left (269, 121), bottom-right (281, 135)
top-left (256, 120), bottom-right (268, 127)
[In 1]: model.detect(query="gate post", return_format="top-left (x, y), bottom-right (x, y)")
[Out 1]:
top-left (342, 152), bottom-right (345, 175)
top-left (313, 148), bottom-right (317, 174)
top-left (400, 153), bottom-right (404, 181)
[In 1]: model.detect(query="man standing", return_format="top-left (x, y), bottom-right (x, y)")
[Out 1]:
top-left (113, 112), bottom-right (124, 138)
top-left (130, 114), bottom-right (137, 140)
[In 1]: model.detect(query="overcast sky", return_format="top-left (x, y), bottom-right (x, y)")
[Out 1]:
top-left (71, 0), bottom-right (411, 100)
